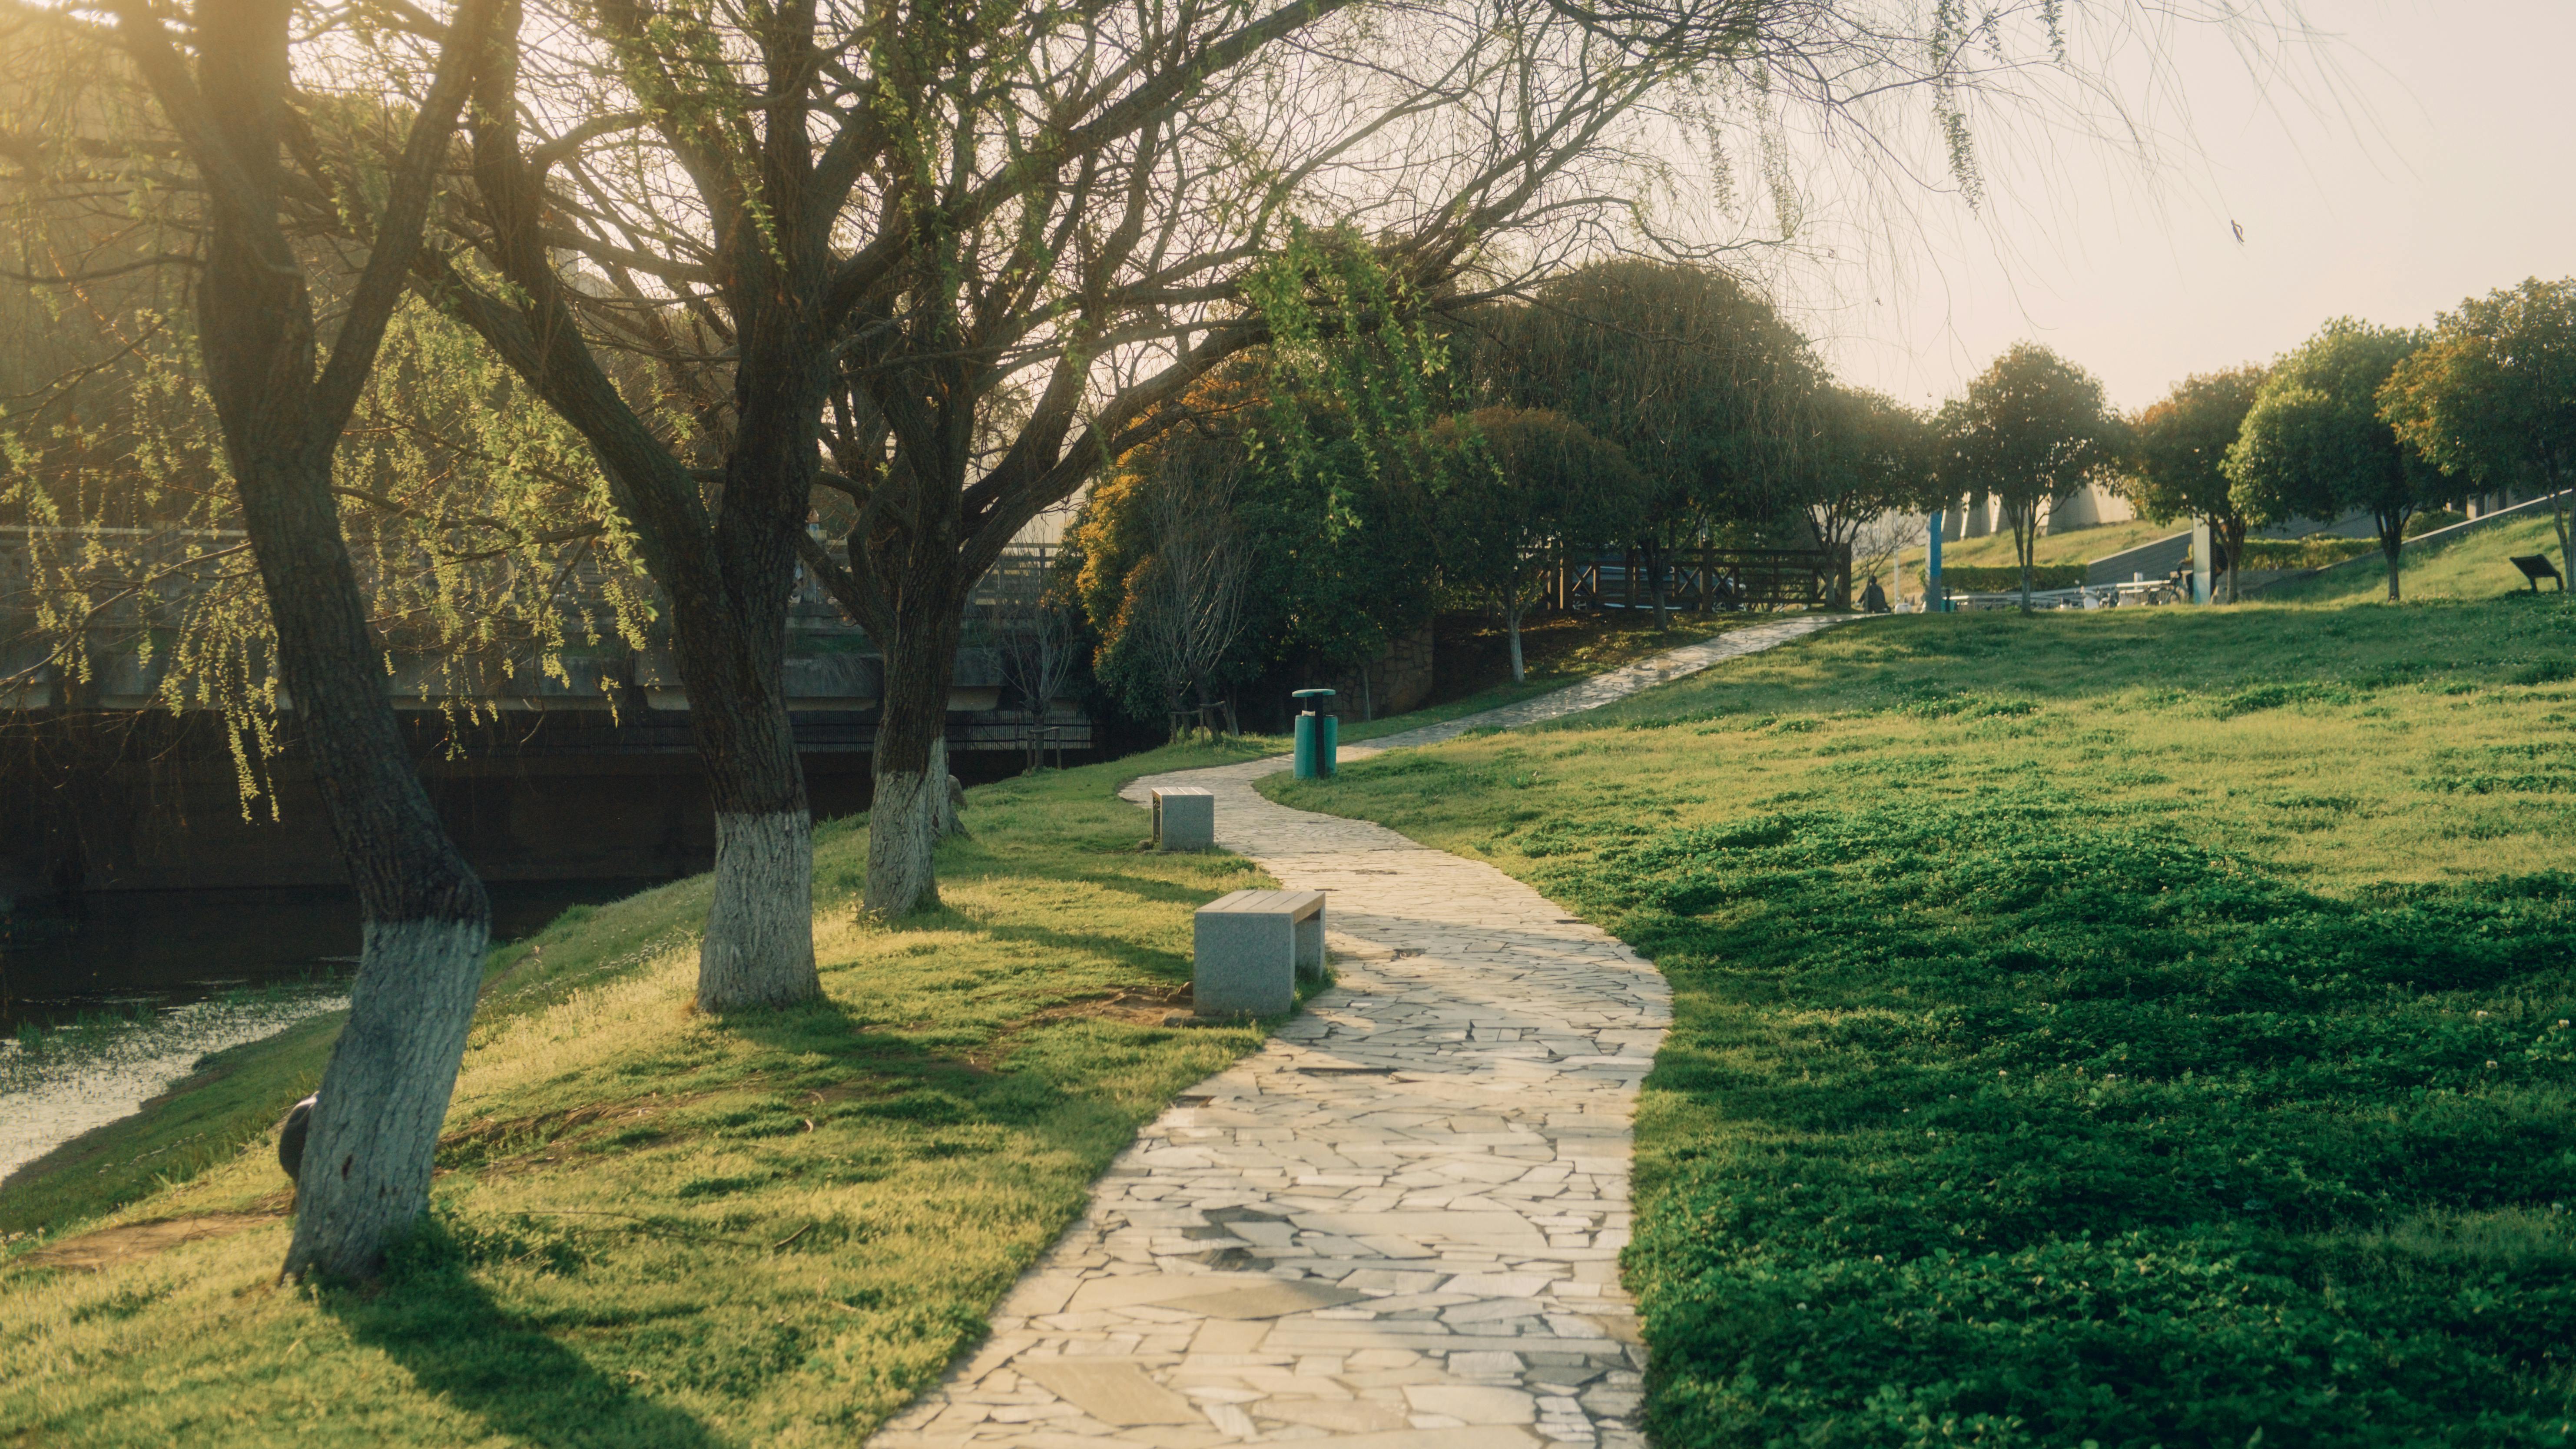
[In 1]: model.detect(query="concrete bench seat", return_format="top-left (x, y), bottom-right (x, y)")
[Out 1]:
top-left (1152, 786), bottom-right (1216, 850)
top-left (1192, 888), bottom-right (1326, 1016)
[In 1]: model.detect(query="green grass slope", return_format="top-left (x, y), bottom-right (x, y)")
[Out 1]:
top-left (0, 738), bottom-right (1286, 1448)
top-left (1270, 595), bottom-right (2576, 1447)
top-left (2264, 508), bottom-right (2571, 606)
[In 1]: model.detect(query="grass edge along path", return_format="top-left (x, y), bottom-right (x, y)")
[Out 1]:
top-left (0, 737), bottom-right (1306, 1448)
top-left (1267, 597), bottom-right (2576, 1448)
top-left (0, 610), bottom-right (1754, 1449)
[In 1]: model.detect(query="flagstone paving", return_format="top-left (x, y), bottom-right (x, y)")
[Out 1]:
top-left (871, 617), bottom-right (1849, 1448)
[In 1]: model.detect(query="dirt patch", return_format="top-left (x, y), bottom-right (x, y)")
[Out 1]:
top-left (19, 1213), bottom-right (282, 1273)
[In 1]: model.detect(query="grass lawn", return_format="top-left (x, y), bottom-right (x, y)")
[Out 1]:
top-left (1343, 611), bottom-right (1763, 744)
top-left (1269, 593), bottom-right (2576, 1446)
top-left (1925, 517), bottom-right (2182, 574)
top-left (2265, 509), bottom-right (2571, 607)
top-left (0, 737), bottom-right (1289, 1447)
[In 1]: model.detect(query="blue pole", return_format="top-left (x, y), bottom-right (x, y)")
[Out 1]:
top-left (1928, 511), bottom-right (1946, 613)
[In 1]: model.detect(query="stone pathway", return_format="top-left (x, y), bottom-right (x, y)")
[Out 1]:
top-left (871, 617), bottom-right (1849, 1448)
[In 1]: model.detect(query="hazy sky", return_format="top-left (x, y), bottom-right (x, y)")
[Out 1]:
top-left (1785, 1), bottom-right (2576, 415)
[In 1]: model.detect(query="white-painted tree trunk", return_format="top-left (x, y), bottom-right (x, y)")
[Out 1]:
top-left (697, 810), bottom-right (819, 1011)
top-left (282, 917), bottom-right (487, 1282)
top-left (865, 768), bottom-right (942, 915)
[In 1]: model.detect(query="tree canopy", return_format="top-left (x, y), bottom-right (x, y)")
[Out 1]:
top-left (2125, 364), bottom-right (2266, 600)
top-left (1473, 259), bottom-right (1821, 616)
top-left (1430, 406), bottom-right (1643, 680)
top-left (1938, 343), bottom-right (2122, 610)
top-left (2226, 318), bottom-right (2442, 601)
top-left (2381, 278), bottom-right (2576, 584)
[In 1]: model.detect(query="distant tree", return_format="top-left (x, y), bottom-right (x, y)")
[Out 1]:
top-left (2226, 318), bottom-right (2445, 602)
top-left (1476, 261), bottom-right (1820, 623)
top-left (1795, 387), bottom-right (1936, 607)
top-left (2381, 278), bottom-right (2576, 587)
top-left (1938, 345), bottom-right (2124, 612)
top-left (2125, 365), bottom-right (2267, 601)
top-left (1431, 408), bottom-right (1644, 681)
top-left (1074, 425), bottom-right (1253, 737)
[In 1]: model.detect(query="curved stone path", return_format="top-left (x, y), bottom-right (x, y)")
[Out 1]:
top-left (873, 617), bottom-right (1847, 1448)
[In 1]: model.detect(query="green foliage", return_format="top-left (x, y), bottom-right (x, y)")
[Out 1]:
top-left (2382, 278), bottom-right (2576, 580)
top-left (1, 297), bottom-right (654, 808)
top-left (1797, 386), bottom-right (1938, 560)
top-left (1924, 564), bottom-right (2085, 594)
top-left (1475, 261), bottom-right (1822, 547)
top-left (1939, 344), bottom-right (2123, 606)
top-left (2227, 318), bottom-right (2450, 599)
top-left (1070, 361), bottom-right (1442, 723)
top-left (1429, 407), bottom-right (1643, 655)
top-left (2124, 364), bottom-right (2266, 527)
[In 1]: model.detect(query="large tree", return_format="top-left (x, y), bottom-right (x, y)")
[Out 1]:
top-left (1938, 343), bottom-right (2122, 611)
top-left (86, 0), bottom-right (503, 1280)
top-left (1794, 385), bottom-right (1935, 606)
top-left (2226, 318), bottom-right (2443, 602)
top-left (2381, 278), bottom-right (2576, 587)
top-left (1431, 407), bottom-right (1644, 679)
top-left (411, 0), bottom-right (1896, 929)
top-left (1475, 259), bottom-right (1820, 621)
top-left (2125, 364), bottom-right (2265, 601)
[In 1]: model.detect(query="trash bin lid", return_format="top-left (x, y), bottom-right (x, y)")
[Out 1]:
top-left (1291, 688), bottom-right (1336, 699)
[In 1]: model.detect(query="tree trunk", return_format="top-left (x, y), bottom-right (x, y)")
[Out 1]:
top-left (1506, 600), bottom-right (1527, 683)
top-left (674, 610), bottom-right (817, 1011)
top-left (144, 0), bottom-right (500, 1282)
top-left (2379, 514), bottom-right (2406, 602)
top-left (249, 448), bottom-right (492, 1285)
top-left (865, 596), bottom-right (965, 916)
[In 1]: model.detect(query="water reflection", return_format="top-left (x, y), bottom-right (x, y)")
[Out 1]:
top-left (0, 879), bottom-right (669, 1184)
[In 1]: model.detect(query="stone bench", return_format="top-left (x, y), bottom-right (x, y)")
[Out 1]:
top-left (1152, 786), bottom-right (1216, 851)
top-left (1192, 889), bottom-right (1326, 1016)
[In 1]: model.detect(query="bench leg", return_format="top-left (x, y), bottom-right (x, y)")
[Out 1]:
top-left (1294, 905), bottom-right (1326, 979)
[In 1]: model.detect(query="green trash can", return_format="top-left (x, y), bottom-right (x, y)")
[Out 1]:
top-left (1292, 689), bottom-right (1338, 779)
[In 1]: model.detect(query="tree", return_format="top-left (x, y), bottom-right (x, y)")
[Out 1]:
top-left (1476, 260), bottom-right (1820, 622)
top-left (400, 0), bottom-right (1900, 927)
top-left (2381, 278), bottom-right (2576, 588)
top-left (1106, 427), bottom-right (1253, 738)
top-left (85, 0), bottom-right (502, 1280)
top-left (1938, 344), bottom-right (2122, 612)
top-left (2126, 365), bottom-right (2266, 602)
top-left (1431, 407), bottom-right (1643, 680)
top-left (1795, 386), bottom-right (1935, 606)
top-left (2226, 318), bottom-right (2443, 602)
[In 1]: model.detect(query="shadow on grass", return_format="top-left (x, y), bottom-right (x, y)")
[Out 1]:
top-left (331, 1230), bottom-right (721, 1449)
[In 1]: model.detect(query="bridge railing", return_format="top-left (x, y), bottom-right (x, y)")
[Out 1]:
top-left (1555, 545), bottom-right (1848, 612)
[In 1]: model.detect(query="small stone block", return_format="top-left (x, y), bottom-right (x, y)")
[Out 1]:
top-left (1153, 787), bottom-right (1216, 851)
top-left (1194, 889), bottom-right (1313, 1016)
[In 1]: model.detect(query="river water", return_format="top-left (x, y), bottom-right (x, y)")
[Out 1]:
top-left (0, 881), bottom-right (665, 1183)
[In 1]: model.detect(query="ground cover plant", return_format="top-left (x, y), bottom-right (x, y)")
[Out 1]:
top-left (1270, 590), bottom-right (2576, 1446)
top-left (0, 736), bottom-right (1286, 1446)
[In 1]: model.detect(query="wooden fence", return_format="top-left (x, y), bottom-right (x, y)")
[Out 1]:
top-left (1555, 546), bottom-right (1849, 613)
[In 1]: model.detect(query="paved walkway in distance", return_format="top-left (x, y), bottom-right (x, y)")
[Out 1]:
top-left (872, 617), bottom-right (1849, 1449)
